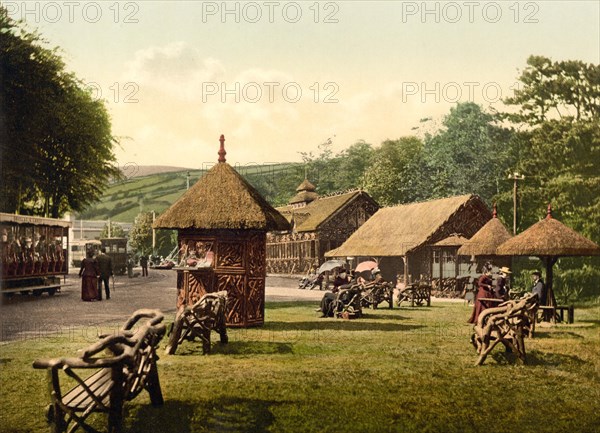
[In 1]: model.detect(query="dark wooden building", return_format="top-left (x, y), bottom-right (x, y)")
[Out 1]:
top-left (153, 136), bottom-right (290, 327)
top-left (266, 179), bottom-right (379, 275)
top-left (325, 194), bottom-right (492, 289)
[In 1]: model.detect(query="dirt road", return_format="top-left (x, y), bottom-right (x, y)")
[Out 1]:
top-left (0, 270), bottom-right (324, 342)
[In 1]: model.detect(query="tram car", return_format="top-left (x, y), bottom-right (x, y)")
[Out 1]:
top-left (100, 237), bottom-right (128, 275)
top-left (70, 239), bottom-right (101, 267)
top-left (0, 213), bottom-right (71, 297)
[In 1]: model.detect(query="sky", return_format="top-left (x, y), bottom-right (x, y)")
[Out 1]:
top-left (5, 1), bottom-right (600, 168)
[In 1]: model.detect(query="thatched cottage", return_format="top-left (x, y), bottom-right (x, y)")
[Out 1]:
top-left (325, 194), bottom-right (491, 288)
top-left (266, 179), bottom-right (379, 274)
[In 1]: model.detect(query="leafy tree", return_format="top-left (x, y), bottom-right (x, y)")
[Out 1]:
top-left (128, 212), bottom-right (153, 255)
top-left (422, 102), bottom-right (514, 204)
top-left (128, 212), bottom-right (176, 258)
top-left (99, 221), bottom-right (126, 239)
top-left (334, 140), bottom-right (374, 191)
top-left (501, 56), bottom-right (600, 240)
top-left (0, 7), bottom-right (120, 217)
top-left (505, 55), bottom-right (600, 124)
top-left (300, 139), bottom-right (341, 195)
top-left (501, 55), bottom-right (600, 299)
top-left (363, 137), bottom-right (425, 206)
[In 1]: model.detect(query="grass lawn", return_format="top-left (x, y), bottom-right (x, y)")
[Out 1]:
top-left (1, 301), bottom-right (599, 432)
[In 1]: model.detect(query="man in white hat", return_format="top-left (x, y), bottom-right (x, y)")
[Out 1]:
top-left (494, 266), bottom-right (511, 300)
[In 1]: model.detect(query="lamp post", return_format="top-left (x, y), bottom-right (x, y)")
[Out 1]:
top-left (152, 211), bottom-right (156, 254)
top-left (507, 172), bottom-right (525, 235)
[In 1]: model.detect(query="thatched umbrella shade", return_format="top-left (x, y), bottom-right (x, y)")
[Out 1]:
top-left (458, 205), bottom-right (512, 258)
top-left (496, 204), bottom-right (600, 316)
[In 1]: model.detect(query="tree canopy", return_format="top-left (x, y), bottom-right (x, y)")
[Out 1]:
top-left (0, 7), bottom-right (120, 217)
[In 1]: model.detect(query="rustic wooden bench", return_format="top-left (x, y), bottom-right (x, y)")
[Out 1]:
top-left (332, 285), bottom-right (363, 319)
top-left (397, 284), bottom-right (431, 307)
top-left (538, 305), bottom-right (574, 324)
top-left (33, 309), bottom-right (166, 433)
top-left (165, 290), bottom-right (228, 355)
top-left (360, 281), bottom-right (394, 309)
top-left (471, 295), bottom-right (538, 366)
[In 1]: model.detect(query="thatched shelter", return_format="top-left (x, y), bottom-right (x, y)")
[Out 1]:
top-left (267, 186), bottom-right (379, 275)
top-left (458, 204), bottom-right (513, 271)
top-left (496, 204), bottom-right (600, 316)
top-left (325, 194), bottom-right (491, 289)
top-left (154, 135), bottom-right (290, 327)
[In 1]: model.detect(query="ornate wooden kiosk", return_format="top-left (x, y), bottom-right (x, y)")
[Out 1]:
top-left (175, 230), bottom-right (267, 326)
top-left (154, 135), bottom-right (290, 327)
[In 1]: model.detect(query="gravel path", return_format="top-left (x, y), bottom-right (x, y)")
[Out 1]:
top-left (0, 270), bottom-right (324, 342)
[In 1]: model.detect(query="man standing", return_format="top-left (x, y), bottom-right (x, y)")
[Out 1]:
top-left (140, 254), bottom-right (149, 277)
top-left (531, 271), bottom-right (546, 305)
top-left (96, 247), bottom-right (113, 300)
top-left (495, 267), bottom-right (511, 300)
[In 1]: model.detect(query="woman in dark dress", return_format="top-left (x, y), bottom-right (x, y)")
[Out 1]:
top-left (79, 251), bottom-right (99, 301)
top-left (468, 270), bottom-right (495, 324)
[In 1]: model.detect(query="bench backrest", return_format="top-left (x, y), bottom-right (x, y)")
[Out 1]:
top-left (186, 290), bottom-right (227, 328)
top-left (114, 310), bottom-right (166, 401)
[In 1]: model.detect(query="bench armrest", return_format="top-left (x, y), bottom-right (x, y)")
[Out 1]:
top-left (122, 309), bottom-right (164, 331)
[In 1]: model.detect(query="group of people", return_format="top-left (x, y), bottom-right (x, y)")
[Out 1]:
top-left (1, 229), bottom-right (65, 277)
top-left (78, 248), bottom-right (113, 302)
top-left (468, 266), bottom-right (547, 324)
top-left (317, 267), bottom-right (385, 317)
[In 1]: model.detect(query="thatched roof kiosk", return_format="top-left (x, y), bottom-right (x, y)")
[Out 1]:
top-left (325, 194), bottom-right (491, 288)
top-left (457, 204), bottom-right (513, 271)
top-left (154, 135), bottom-right (290, 327)
top-left (497, 204), bottom-right (600, 318)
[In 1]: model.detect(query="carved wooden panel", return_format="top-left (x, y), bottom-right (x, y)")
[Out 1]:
top-left (187, 271), bottom-right (212, 305)
top-left (248, 233), bottom-right (266, 277)
top-left (246, 278), bottom-right (265, 322)
top-left (216, 274), bottom-right (245, 325)
top-left (176, 272), bottom-right (185, 308)
top-left (217, 242), bottom-right (244, 268)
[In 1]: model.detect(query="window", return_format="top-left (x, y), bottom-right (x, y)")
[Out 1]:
top-left (432, 250), bottom-right (441, 278)
top-left (441, 250), bottom-right (456, 278)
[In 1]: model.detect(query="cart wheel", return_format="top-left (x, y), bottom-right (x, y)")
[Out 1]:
top-left (33, 289), bottom-right (43, 296)
top-left (47, 288), bottom-right (57, 296)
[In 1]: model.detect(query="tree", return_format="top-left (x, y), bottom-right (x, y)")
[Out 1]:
top-left (501, 55), bottom-right (600, 298)
top-left (99, 221), bottom-right (126, 239)
top-left (299, 139), bottom-right (341, 195)
top-left (423, 102), bottom-right (514, 204)
top-left (0, 7), bottom-right (120, 217)
top-left (501, 56), bottom-right (600, 240)
top-left (334, 140), bottom-right (374, 191)
top-left (128, 212), bottom-right (153, 255)
top-left (505, 55), bottom-right (600, 124)
top-left (363, 137), bottom-right (425, 206)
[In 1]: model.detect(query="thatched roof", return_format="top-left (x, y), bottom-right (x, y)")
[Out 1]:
top-left (433, 235), bottom-right (468, 247)
top-left (496, 206), bottom-right (600, 257)
top-left (458, 206), bottom-right (512, 256)
top-left (326, 194), bottom-right (489, 257)
top-left (277, 190), bottom-right (377, 232)
top-left (289, 178), bottom-right (318, 205)
top-left (153, 138), bottom-right (290, 231)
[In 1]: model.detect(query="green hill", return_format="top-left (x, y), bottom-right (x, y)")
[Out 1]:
top-left (79, 163), bottom-right (304, 222)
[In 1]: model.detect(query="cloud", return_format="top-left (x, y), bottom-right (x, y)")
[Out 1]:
top-left (124, 41), bottom-right (225, 101)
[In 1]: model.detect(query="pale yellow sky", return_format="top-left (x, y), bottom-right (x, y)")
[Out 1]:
top-left (5, 1), bottom-right (600, 166)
